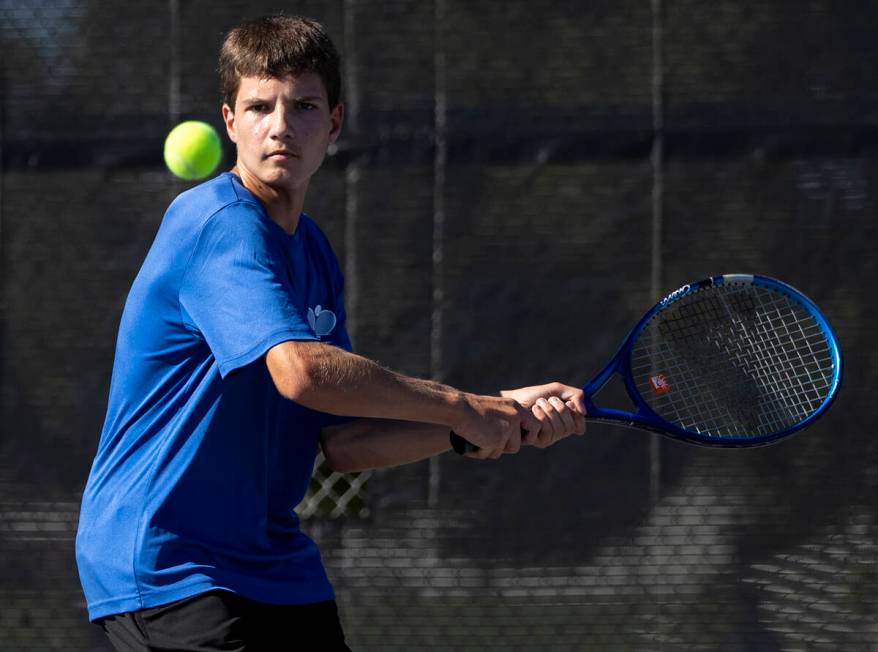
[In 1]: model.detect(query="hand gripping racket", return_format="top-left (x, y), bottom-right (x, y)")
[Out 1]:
top-left (451, 274), bottom-right (842, 452)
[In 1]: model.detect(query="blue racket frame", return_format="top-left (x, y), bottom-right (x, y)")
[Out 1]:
top-left (583, 274), bottom-right (843, 447)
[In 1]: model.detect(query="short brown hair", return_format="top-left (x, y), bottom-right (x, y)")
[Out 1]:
top-left (219, 15), bottom-right (341, 110)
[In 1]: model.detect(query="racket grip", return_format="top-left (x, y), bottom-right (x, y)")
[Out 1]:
top-left (449, 429), bottom-right (527, 455)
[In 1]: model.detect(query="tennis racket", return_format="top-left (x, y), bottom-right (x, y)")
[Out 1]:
top-left (451, 274), bottom-right (842, 451)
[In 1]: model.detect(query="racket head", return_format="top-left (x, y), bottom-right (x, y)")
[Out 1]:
top-left (605, 274), bottom-right (842, 447)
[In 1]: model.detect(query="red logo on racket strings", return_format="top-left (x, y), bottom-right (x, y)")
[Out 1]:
top-left (649, 374), bottom-right (671, 395)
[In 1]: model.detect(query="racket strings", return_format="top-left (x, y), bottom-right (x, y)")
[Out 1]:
top-left (747, 302), bottom-right (830, 421)
top-left (696, 293), bottom-right (831, 434)
top-left (714, 300), bottom-right (814, 427)
top-left (680, 289), bottom-right (830, 434)
top-left (630, 284), bottom-right (835, 438)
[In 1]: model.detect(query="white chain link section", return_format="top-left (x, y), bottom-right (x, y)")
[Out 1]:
top-left (296, 451), bottom-right (371, 519)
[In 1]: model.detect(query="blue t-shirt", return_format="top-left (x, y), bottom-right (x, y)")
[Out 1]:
top-left (76, 172), bottom-right (352, 622)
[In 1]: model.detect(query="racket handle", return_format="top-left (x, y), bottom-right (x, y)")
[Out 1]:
top-left (449, 429), bottom-right (527, 455)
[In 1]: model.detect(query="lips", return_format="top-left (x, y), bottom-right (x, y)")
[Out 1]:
top-left (266, 149), bottom-right (298, 159)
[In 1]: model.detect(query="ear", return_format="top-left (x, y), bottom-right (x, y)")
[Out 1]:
top-left (328, 103), bottom-right (344, 145)
top-left (222, 103), bottom-right (238, 144)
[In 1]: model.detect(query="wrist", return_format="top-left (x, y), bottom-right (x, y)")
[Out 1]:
top-left (446, 390), bottom-right (476, 431)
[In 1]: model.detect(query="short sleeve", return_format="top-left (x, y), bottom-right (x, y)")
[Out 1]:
top-left (328, 265), bottom-right (352, 353)
top-left (179, 202), bottom-right (317, 377)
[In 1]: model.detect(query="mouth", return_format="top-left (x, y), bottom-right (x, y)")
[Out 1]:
top-left (266, 150), bottom-right (298, 160)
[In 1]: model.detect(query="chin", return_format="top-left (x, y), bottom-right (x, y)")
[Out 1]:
top-left (264, 171), bottom-right (307, 192)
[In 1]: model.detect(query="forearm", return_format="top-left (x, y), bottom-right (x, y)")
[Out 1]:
top-left (321, 418), bottom-right (451, 473)
top-left (267, 341), bottom-right (466, 427)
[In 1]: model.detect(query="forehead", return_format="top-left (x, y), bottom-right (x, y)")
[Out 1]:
top-left (235, 72), bottom-right (328, 103)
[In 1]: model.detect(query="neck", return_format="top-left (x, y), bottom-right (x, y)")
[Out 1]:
top-left (232, 165), bottom-right (307, 235)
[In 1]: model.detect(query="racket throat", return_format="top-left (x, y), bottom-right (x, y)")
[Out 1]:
top-left (583, 368), bottom-right (643, 425)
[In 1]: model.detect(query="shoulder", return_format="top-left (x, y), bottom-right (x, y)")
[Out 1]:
top-left (165, 177), bottom-right (288, 278)
top-left (167, 172), bottom-right (268, 230)
top-left (137, 174), bottom-right (270, 281)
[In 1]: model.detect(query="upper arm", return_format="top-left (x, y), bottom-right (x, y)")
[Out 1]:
top-left (178, 204), bottom-right (317, 377)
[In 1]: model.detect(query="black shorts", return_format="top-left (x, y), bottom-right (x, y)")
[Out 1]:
top-left (97, 590), bottom-right (351, 651)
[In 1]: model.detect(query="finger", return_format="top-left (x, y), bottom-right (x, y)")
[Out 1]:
top-left (463, 433), bottom-right (503, 460)
top-left (533, 400), bottom-right (554, 447)
top-left (541, 398), bottom-right (569, 445)
top-left (521, 404), bottom-right (542, 442)
top-left (535, 398), bottom-right (562, 448)
top-left (526, 408), bottom-right (550, 448)
top-left (548, 396), bottom-right (576, 436)
top-left (467, 445), bottom-right (499, 460)
top-left (526, 404), bottom-right (547, 445)
top-left (492, 425), bottom-right (512, 457)
top-left (463, 438), bottom-right (492, 459)
top-left (562, 387), bottom-right (588, 416)
top-left (494, 423), bottom-right (513, 458)
top-left (520, 404), bottom-right (546, 446)
top-left (567, 400), bottom-right (587, 435)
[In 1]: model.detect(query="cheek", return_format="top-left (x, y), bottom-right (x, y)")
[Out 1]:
top-left (240, 122), bottom-right (267, 153)
top-left (248, 120), bottom-right (267, 139)
top-left (300, 114), bottom-right (328, 137)
top-left (303, 123), bottom-right (331, 149)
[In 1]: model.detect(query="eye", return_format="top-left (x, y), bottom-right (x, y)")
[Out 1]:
top-left (248, 103), bottom-right (269, 113)
top-left (296, 101), bottom-right (317, 111)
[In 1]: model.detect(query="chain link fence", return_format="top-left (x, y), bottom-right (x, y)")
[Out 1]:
top-left (298, 454), bottom-right (371, 519)
top-left (2, 1), bottom-right (878, 650)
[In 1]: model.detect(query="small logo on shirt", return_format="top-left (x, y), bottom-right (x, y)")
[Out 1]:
top-left (308, 305), bottom-right (337, 338)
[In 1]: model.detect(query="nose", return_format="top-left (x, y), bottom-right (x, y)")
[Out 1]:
top-left (269, 105), bottom-right (294, 140)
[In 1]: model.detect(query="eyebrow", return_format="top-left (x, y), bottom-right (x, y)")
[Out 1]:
top-left (240, 95), bottom-right (325, 106)
top-left (292, 95), bottom-right (325, 103)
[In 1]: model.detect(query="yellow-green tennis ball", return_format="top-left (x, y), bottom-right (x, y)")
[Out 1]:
top-left (164, 121), bottom-right (223, 180)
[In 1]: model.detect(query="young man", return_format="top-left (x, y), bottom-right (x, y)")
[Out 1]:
top-left (76, 15), bottom-right (586, 651)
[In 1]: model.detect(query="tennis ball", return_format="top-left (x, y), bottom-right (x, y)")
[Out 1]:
top-left (163, 120), bottom-right (223, 180)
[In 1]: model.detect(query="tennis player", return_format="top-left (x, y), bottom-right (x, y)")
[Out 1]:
top-left (75, 15), bottom-right (586, 651)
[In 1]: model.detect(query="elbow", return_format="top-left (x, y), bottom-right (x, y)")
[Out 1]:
top-left (266, 342), bottom-right (319, 403)
top-left (274, 368), bottom-right (315, 403)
